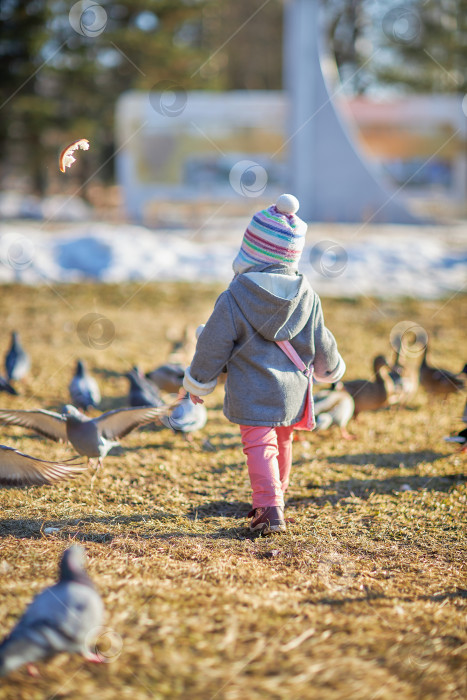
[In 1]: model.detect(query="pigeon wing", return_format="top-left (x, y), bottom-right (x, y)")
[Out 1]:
top-left (0, 445), bottom-right (87, 487)
top-left (128, 370), bottom-right (165, 408)
top-left (146, 363), bottom-right (185, 392)
top-left (87, 377), bottom-right (101, 406)
top-left (15, 583), bottom-right (103, 648)
top-left (0, 409), bottom-right (67, 442)
top-left (96, 405), bottom-right (174, 440)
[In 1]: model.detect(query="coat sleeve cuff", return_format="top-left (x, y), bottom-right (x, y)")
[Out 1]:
top-left (314, 356), bottom-right (346, 384)
top-left (183, 366), bottom-right (217, 396)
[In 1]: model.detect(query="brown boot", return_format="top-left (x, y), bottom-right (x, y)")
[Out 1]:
top-left (248, 506), bottom-right (286, 535)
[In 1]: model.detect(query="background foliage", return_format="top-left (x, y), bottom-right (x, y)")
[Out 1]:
top-left (0, 0), bottom-right (465, 192)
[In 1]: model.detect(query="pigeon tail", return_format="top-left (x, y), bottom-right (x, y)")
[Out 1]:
top-left (0, 377), bottom-right (17, 395)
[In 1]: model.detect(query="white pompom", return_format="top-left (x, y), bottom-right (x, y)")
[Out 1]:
top-left (275, 193), bottom-right (299, 215)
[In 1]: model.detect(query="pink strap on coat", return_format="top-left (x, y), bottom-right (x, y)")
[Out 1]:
top-left (275, 339), bottom-right (315, 430)
top-left (275, 340), bottom-right (312, 377)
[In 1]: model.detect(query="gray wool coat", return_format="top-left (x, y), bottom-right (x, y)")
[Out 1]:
top-left (183, 264), bottom-right (346, 427)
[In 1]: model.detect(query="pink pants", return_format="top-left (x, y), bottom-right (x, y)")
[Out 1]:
top-left (239, 425), bottom-right (295, 509)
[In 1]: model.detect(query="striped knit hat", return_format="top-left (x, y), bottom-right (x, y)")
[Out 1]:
top-left (232, 194), bottom-right (307, 274)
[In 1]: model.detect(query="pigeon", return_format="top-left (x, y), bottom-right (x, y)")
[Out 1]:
top-left (146, 363), bottom-right (185, 394)
top-left (343, 356), bottom-right (395, 416)
top-left (444, 398), bottom-right (467, 453)
top-left (0, 376), bottom-right (17, 395)
top-left (127, 367), bottom-right (165, 408)
top-left (444, 427), bottom-right (467, 452)
top-left (388, 346), bottom-right (419, 407)
top-left (161, 390), bottom-right (207, 439)
top-left (419, 344), bottom-right (465, 398)
top-left (314, 384), bottom-right (355, 439)
top-left (0, 403), bottom-right (175, 467)
top-left (69, 359), bottom-right (101, 411)
top-left (5, 331), bottom-right (30, 382)
top-left (0, 546), bottom-right (104, 677)
top-left (0, 444), bottom-right (86, 487)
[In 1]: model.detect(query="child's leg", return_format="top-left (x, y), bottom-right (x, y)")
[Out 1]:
top-left (239, 425), bottom-right (283, 509)
top-left (276, 425), bottom-right (295, 493)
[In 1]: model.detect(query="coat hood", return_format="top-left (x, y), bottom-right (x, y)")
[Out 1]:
top-left (229, 264), bottom-right (315, 341)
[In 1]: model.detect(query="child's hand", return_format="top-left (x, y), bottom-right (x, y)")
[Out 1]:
top-left (189, 394), bottom-right (204, 405)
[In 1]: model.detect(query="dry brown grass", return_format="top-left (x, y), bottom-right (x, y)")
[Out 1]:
top-left (0, 283), bottom-right (466, 700)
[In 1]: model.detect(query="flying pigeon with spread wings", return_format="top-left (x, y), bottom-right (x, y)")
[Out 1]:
top-left (0, 403), bottom-right (175, 468)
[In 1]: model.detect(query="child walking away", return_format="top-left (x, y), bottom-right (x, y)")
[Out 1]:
top-left (183, 194), bottom-right (346, 535)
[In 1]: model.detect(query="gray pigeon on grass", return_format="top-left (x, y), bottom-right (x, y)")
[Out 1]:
top-left (161, 390), bottom-right (207, 439)
top-left (0, 444), bottom-right (86, 487)
top-left (69, 359), bottom-right (101, 411)
top-left (0, 546), bottom-right (104, 677)
top-left (0, 403), bottom-right (174, 468)
top-left (5, 331), bottom-right (30, 382)
top-left (127, 367), bottom-right (165, 408)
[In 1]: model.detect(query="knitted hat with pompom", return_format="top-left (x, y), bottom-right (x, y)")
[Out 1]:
top-left (232, 194), bottom-right (307, 274)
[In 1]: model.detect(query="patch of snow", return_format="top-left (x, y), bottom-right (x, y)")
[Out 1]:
top-left (0, 219), bottom-right (465, 299)
top-left (0, 191), bottom-right (91, 221)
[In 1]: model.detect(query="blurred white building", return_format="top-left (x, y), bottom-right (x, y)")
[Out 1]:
top-left (115, 90), bottom-right (466, 223)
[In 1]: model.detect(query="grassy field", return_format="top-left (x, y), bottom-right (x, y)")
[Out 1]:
top-left (0, 282), bottom-right (465, 700)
